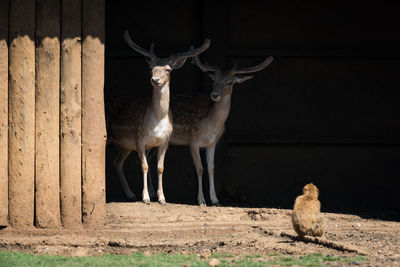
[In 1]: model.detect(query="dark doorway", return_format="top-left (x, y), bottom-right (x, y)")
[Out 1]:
top-left (105, 0), bottom-right (400, 220)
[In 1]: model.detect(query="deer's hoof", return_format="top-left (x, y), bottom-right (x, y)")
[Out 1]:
top-left (212, 201), bottom-right (221, 207)
top-left (199, 202), bottom-right (207, 207)
top-left (158, 199), bottom-right (166, 205)
top-left (143, 198), bottom-right (151, 205)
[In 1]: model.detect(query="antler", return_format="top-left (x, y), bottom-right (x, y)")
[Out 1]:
top-left (123, 30), bottom-right (156, 59)
top-left (173, 39), bottom-right (211, 60)
top-left (232, 56), bottom-right (274, 75)
top-left (190, 46), bottom-right (218, 73)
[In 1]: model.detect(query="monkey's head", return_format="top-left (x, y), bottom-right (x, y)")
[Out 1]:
top-left (302, 183), bottom-right (319, 198)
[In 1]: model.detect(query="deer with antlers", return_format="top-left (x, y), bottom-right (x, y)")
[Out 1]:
top-left (108, 31), bottom-right (210, 204)
top-left (169, 54), bottom-right (274, 206)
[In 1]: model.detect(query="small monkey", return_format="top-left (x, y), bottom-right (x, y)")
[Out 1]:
top-left (291, 183), bottom-right (324, 237)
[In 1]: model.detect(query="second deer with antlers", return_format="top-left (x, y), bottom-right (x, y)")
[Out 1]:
top-left (169, 54), bottom-right (273, 206)
top-left (108, 31), bottom-right (210, 204)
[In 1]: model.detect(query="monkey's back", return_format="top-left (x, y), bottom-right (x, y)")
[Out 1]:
top-left (292, 195), bottom-right (324, 237)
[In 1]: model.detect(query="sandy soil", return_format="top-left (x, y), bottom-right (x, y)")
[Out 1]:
top-left (1, 202), bottom-right (400, 266)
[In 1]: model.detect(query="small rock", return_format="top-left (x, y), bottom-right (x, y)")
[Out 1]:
top-left (73, 247), bottom-right (88, 257)
top-left (144, 251), bottom-right (152, 256)
top-left (209, 258), bottom-right (221, 266)
top-left (200, 251), bottom-right (210, 259)
top-left (378, 250), bottom-right (383, 254)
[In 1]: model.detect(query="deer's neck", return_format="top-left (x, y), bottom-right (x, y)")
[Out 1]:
top-left (208, 95), bottom-right (232, 128)
top-left (151, 82), bottom-right (170, 119)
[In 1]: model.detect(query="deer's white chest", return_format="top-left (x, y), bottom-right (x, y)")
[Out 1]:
top-left (151, 116), bottom-right (172, 138)
top-left (198, 125), bottom-right (225, 147)
top-left (144, 116), bottom-right (172, 147)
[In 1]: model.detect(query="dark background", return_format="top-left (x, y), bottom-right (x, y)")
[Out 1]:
top-left (105, 0), bottom-right (400, 220)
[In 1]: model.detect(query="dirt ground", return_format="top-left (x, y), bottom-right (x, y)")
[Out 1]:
top-left (1, 202), bottom-right (400, 266)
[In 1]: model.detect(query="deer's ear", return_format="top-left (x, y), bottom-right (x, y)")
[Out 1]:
top-left (170, 57), bottom-right (187, 69)
top-left (233, 75), bottom-right (254, 84)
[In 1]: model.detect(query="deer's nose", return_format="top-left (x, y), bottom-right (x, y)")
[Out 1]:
top-left (151, 77), bottom-right (160, 84)
top-left (210, 92), bottom-right (221, 101)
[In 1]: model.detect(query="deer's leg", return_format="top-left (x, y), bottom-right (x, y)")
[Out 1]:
top-left (156, 142), bottom-right (168, 205)
top-left (189, 143), bottom-right (206, 206)
top-left (146, 149), bottom-right (157, 198)
top-left (137, 143), bottom-right (150, 204)
top-left (206, 143), bottom-right (220, 206)
top-left (113, 147), bottom-right (136, 200)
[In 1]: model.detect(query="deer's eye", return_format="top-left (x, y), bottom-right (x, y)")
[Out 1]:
top-left (226, 81), bottom-right (233, 86)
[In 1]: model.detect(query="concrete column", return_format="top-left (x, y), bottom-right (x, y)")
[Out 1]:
top-left (60, 0), bottom-right (82, 229)
top-left (82, 0), bottom-right (107, 228)
top-left (0, 0), bottom-right (9, 226)
top-left (35, 0), bottom-right (61, 228)
top-left (8, 0), bottom-right (35, 228)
